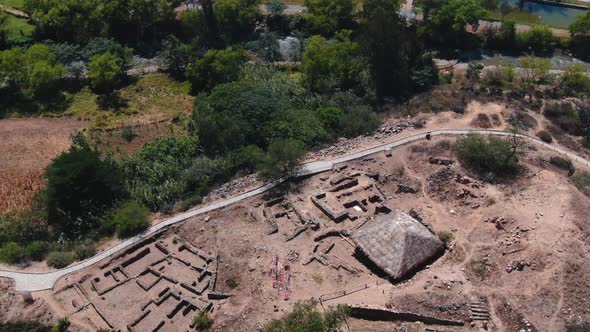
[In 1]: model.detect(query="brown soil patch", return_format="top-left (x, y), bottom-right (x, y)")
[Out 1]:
top-left (20, 135), bottom-right (587, 331)
top-left (0, 117), bottom-right (84, 213)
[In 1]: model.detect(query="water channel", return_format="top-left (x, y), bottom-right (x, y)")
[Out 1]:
top-left (501, 0), bottom-right (587, 28)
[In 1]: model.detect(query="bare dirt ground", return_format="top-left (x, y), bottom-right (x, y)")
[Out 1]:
top-left (5, 128), bottom-right (588, 331)
top-left (2, 97), bottom-right (590, 331)
top-left (0, 117), bottom-right (84, 213)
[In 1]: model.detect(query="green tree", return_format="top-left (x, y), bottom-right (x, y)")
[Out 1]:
top-left (479, 0), bottom-right (498, 10)
top-left (517, 24), bottom-right (555, 54)
top-left (0, 44), bottom-right (64, 103)
top-left (113, 201), bottom-right (150, 238)
top-left (44, 134), bottom-right (123, 237)
top-left (0, 12), bottom-right (8, 47)
top-left (316, 106), bottom-right (344, 133)
top-left (159, 35), bottom-right (193, 79)
top-left (420, 0), bottom-right (487, 48)
top-left (214, 0), bottom-right (262, 43)
top-left (518, 56), bottom-right (551, 87)
top-left (29, 61), bottom-right (65, 101)
top-left (25, 0), bottom-right (106, 43)
top-left (267, 108), bottom-right (327, 146)
top-left (561, 64), bottom-right (590, 95)
top-left (569, 10), bottom-right (590, 60)
top-left (479, 20), bottom-right (516, 50)
top-left (246, 32), bottom-right (281, 61)
top-left (267, 0), bottom-right (287, 16)
top-left (360, 0), bottom-right (410, 99)
top-left (191, 80), bottom-right (289, 154)
top-left (88, 52), bottom-right (122, 94)
top-left (0, 48), bottom-right (27, 90)
top-left (264, 299), bottom-right (350, 332)
top-left (258, 139), bottom-right (305, 178)
top-left (188, 47), bottom-right (246, 93)
top-left (304, 0), bottom-right (355, 36)
top-left (302, 31), bottom-right (366, 93)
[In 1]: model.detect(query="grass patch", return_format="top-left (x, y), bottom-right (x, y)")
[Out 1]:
top-left (486, 10), bottom-right (542, 27)
top-left (437, 230), bottom-right (454, 246)
top-left (0, 0), bottom-right (25, 9)
top-left (3, 15), bottom-right (33, 41)
top-left (225, 276), bottom-right (239, 289)
top-left (311, 273), bottom-right (324, 284)
top-left (64, 74), bottom-right (192, 129)
top-left (573, 171), bottom-right (590, 189)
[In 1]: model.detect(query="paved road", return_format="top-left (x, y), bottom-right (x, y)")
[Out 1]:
top-left (1, 129), bottom-right (589, 292)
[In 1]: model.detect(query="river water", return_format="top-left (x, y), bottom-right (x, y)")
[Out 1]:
top-left (501, 0), bottom-right (587, 28)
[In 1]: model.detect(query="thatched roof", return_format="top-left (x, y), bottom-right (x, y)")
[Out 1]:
top-left (352, 209), bottom-right (443, 280)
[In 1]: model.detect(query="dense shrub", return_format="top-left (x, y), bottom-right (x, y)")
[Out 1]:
top-left (73, 240), bottom-right (96, 260)
top-left (437, 230), bottom-right (454, 245)
top-left (517, 24), bottom-right (556, 54)
top-left (51, 317), bottom-right (70, 332)
top-left (0, 211), bottom-right (48, 245)
top-left (192, 310), bottom-right (214, 330)
top-left (264, 299), bottom-right (350, 332)
top-left (456, 135), bottom-right (521, 177)
top-left (25, 241), bottom-right (49, 261)
top-left (479, 20), bottom-right (516, 51)
top-left (0, 242), bottom-right (25, 264)
top-left (121, 136), bottom-right (201, 211)
top-left (0, 321), bottom-right (50, 332)
top-left (173, 195), bottom-right (203, 213)
top-left (471, 114), bottom-right (491, 128)
top-left (543, 101), bottom-right (582, 136)
top-left (536, 130), bottom-right (553, 143)
top-left (573, 171), bottom-right (590, 190)
top-left (46, 251), bottom-right (75, 269)
top-left (337, 106), bottom-right (380, 138)
top-left (113, 201), bottom-right (150, 238)
top-left (550, 156), bottom-right (575, 175)
top-left (121, 125), bottom-right (137, 142)
top-left (267, 108), bottom-right (327, 146)
top-left (509, 111), bottom-right (537, 130)
top-left (257, 139), bottom-right (306, 178)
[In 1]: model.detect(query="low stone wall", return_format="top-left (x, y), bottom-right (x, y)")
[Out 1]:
top-left (348, 304), bottom-right (464, 326)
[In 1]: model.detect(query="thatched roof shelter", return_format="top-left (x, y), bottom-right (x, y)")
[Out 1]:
top-left (352, 209), bottom-right (443, 280)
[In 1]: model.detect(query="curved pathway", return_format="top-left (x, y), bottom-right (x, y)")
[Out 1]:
top-left (1, 129), bottom-right (589, 292)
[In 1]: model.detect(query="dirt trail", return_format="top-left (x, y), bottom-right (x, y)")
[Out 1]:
top-left (0, 3), bottom-right (28, 18)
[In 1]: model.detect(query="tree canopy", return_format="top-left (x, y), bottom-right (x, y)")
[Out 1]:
top-left (302, 31), bottom-right (366, 94)
top-left (420, 0), bottom-right (487, 48)
top-left (304, 0), bottom-right (355, 36)
top-left (44, 135), bottom-right (123, 237)
top-left (569, 10), bottom-right (590, 60)
top-left (188, 47), bottom-right (246, 93)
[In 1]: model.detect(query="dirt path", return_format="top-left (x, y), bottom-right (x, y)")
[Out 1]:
top-left (0, 3), bottom-right (28, 18)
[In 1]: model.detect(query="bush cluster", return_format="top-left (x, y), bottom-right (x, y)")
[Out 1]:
top-left (456, 135), bottom-right (521, 178)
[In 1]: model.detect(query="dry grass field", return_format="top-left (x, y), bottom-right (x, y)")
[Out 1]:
top-left (0, 118), bottom-right (84, 213)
